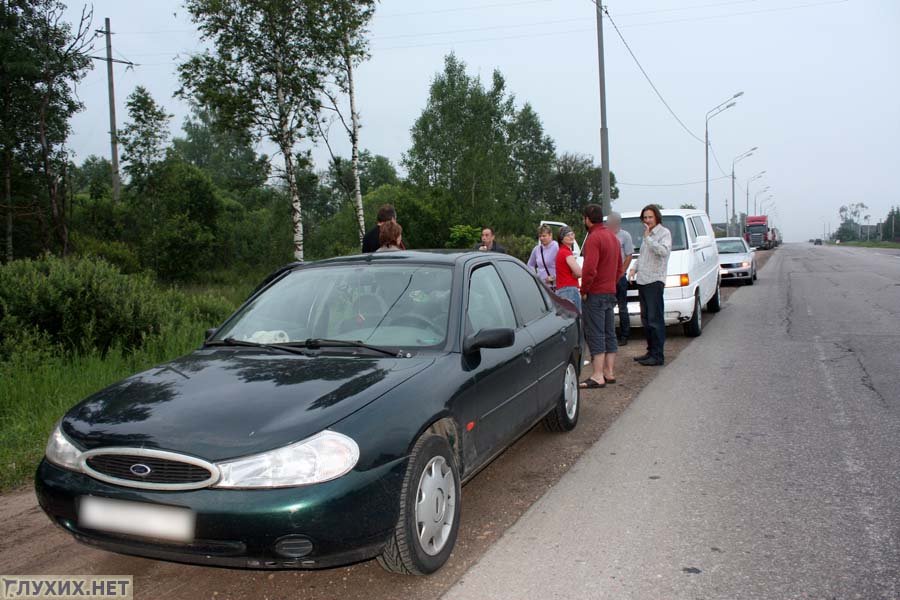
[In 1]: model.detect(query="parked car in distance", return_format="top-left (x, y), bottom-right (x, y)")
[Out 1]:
top-left (617, 208), bottom-right (722, 337)
top-left (36, 251), bottom-right (583, 576)
top-left (716, 237), bottom-right (757, 285)
top-left (814, 238), bottom-right (823, 245)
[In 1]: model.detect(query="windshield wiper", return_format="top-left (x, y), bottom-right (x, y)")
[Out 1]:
top-left (295, 338), bottom-right (409, 358)
top-left (204, 337), bottom-right (309, 356)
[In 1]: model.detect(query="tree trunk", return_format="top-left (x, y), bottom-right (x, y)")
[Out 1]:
top-left (345, 41), bottom-right (365, 245)
top-left (4, 151), bottom-right (11, 262)
top-left (38, 92), bottom-right (69, 255)
top-left (276, 74), bottom-right (302, 261)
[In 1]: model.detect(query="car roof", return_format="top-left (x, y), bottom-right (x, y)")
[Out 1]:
top-left (618, 208), bottom-right (709, 219)
top-left (298, 250), bottom-right (507, 268)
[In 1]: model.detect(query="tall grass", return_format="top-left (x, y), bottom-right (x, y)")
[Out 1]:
top-left (0, 320), bottom-right (215, 492)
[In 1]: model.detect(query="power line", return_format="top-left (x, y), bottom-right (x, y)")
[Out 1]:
top-left (378, 0), bottom-right (552, 19)
top-left (614, 0), bottom-right (849, 29)
top-left (596, 2), bottom-right (705, 144)
top-left (613, 0), bottom-right (765, 18)
top-left (619, 175), bottom-right (730, 187)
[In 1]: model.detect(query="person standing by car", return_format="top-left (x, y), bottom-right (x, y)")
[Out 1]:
top-left (629, 204), bottom-right (672, 366)
top-left (607, 211), bottom-right (634, 345)
top-left (363, 204), bottom-right (404, 253)
top-left (475, 227), bottom-right (507, 253)
top-left (554, 226), bottom-right (582, 312)
top-left (376, 221), bottom-right (403, 252)
top-left (526, 224), bottom-right (559, 289)
top-left (579, 204), bottom-right (624, 389)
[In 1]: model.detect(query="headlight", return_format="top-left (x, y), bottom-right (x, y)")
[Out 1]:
top-left (215, 431), bottom-right (359, 489)
top-left (665, 274), bottom-right (690, 288)
top-left (741, 261), bottom-right (751, 267)
top-left (45, 421), bottom-right (84, 472)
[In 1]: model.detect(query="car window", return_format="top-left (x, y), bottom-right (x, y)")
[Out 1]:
top-left (621, 216), bottom-right (687, 252)
top-left (686, 217), bottom-right (698, 242)
top-left (691, 216), bottom-right (709, 237)
top-left (717, 240), bottom-right (749, 254)
top-left (214, 264), bottom-right (453, 348)
top-left (496, 261), bottom-right (548, 325)
top-left (466, 265), bottom-right (517, 334)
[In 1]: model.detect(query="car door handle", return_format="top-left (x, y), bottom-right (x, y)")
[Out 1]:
top-left (523, 346), bottom-right (534, 363)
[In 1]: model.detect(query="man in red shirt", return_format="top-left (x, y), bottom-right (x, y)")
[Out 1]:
top-left (579, 204), bottom-right (625, 389)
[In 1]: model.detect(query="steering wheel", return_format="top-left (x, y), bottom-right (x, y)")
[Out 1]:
top-left (388, 314), bottom-right (442, 333)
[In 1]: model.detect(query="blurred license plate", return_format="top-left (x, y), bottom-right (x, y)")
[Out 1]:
top-left (79, 496), bottom-right (195, 542)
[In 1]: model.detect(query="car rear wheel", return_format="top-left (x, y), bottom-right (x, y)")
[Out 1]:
top-left (377, 433), bottom-right (460, 575)
top-left (543, 360), bottom-right (579, 432)
top-left (682, 294), bottom-right (702, 337)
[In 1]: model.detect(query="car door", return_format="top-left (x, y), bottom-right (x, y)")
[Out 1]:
top-left (464, 263), bottom-right (539, 460)
top-left (690, 215), bottom-right (718, 303)
top-left (495, 261), bottom-right (570, 418)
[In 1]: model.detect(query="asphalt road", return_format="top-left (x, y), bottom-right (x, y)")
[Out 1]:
top-left (444, 243), bottom-right (900, 600)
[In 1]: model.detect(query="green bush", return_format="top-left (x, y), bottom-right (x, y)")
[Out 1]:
top-left (0, 254), bottom-right (233, 358)
top-left (500, 234), bottom-right (538, 263)
top-left (71, 233), bottom-right (142, 274)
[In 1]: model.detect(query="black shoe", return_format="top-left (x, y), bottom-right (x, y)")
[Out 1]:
top-left (618, 337), bottom-right (629, 346)
top-left (633, 353), bottom-right (650, 361)
top-left (637, 357), bottom-right (664, 366)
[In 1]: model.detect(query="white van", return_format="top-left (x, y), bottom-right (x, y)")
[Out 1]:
top-left (617, 208), bottom-right (721, 337)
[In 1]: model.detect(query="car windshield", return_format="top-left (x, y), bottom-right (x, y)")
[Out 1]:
top-left (213, 264), bottom-right (453, 349)
top-left (747, 225), bottom-right (767, 233)
top-left (717, 240), bottom-right (748, 254)
top-left (620, 216), bottom-right (687, 253)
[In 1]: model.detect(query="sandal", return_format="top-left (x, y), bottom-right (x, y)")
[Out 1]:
top-left (604, 376), bottom-right (617, 384)
top-left (579, 378), bottom-right (606, 389)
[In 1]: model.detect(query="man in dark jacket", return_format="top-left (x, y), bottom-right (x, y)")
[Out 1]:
top-left (474, 227), bottom-right (506, 253)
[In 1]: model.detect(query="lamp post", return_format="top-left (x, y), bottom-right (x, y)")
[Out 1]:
top-left (754, 188), bottom-right (771, 214)
top-left (705, 92), bottom-right (743, 216)
top-left (731, 146), bottom-right (756, 235)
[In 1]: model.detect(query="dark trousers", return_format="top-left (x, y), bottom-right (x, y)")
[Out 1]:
top-left (616, 274), bottom-right (630, 339)
top-left (637, 281), bottom-right (665, 362)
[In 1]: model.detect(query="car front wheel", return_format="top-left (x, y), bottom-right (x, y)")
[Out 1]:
top-left (543, 360), bottom-right (579, 432)
top-left (377, 433), bottom-right (461, 575)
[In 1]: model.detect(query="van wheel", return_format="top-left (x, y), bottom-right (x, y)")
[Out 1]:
top-left (543, 361), bottom-right (579, 432)
top-left (683, 294), bottom-right (702, 337)
top-left (377, 434), bottom-right (460, 575)
top-left (706, 283), bottom-right (722, 313)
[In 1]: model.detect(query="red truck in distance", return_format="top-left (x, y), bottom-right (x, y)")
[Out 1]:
top-left (745, 215), bottom-right (772, 249)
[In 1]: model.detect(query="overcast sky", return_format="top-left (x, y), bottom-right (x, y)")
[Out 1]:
top-left (63, 0), bottom-right (900, 242)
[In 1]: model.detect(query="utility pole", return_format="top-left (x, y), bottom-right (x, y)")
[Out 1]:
top-left (595, 2), bottom-right (611, 215)
top-left (91, 18), bottom-right (133, 203)
top-left (724, 196), bottom-right (729, 236)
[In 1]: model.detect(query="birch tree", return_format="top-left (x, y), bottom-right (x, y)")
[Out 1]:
top-left (179, 0), bottom-right (373, 261)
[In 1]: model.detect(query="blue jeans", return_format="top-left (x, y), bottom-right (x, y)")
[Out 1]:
top-left (637, 281), bottom-right (665, 362)
top-left (556, 286), bottom-right (582, 313)
top-left (616, 274), bottom-right (630, 339)
top-left (583, 293), bottom-right (617, 356)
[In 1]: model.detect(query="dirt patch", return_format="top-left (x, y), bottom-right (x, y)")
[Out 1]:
top-left (0, 251), bottom-right (774, 599)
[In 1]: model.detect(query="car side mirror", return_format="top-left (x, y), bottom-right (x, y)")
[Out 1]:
top-left (205, 327), bottom-right (218, 341)
top-left (463, 328), bottom-right (515, 354)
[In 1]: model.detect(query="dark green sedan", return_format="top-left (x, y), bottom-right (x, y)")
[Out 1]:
top-left (36, 251), bottom-right (582, 575)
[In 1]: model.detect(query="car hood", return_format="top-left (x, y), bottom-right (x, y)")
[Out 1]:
top-left (62, 349), bottom-right (434, 461)
top-left (717, 252), bottom-right (752, 264)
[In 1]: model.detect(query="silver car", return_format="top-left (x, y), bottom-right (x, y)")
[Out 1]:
top-left (716, 237), bottom-right (757, 285)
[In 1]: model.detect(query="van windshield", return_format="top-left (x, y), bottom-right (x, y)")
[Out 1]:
top-left (620, 216), bottom-right (687, 253)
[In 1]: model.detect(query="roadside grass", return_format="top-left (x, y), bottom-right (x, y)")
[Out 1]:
top-left (0, 278), bottom-right (249, 493)
top-left (834, 240), bottom-right (900, 249)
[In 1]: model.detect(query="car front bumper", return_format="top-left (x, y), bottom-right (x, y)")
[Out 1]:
top-left (719, 265), bottom-right (752, 281)
top-left (35, 456), bottom-right (406, 569)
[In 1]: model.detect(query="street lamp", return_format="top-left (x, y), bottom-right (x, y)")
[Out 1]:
top-left (705, 91), bottom-right (743, 215)
top-left (761, 197), bottom-right (775, 213)
top-left (754, 188), bottom-right (771, 214)
top-left (731, 146), bottom-right (757, 235)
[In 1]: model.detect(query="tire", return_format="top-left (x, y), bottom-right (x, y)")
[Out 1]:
top-left (705, 283), bottom-right (722, 313)
top-left (752, 268), bottom-right (758, 281)
top-left (746, 273), bottom-right (754, 285)
top-left (377, 434), bottom-right (461, 575)
top-left (682, 294), bottom-right (702, 337)
top-left (543, 361), bottom-right (579, 432)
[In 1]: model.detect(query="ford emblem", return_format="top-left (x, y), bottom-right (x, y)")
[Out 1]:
top-left (129, 463), bottom-right (152, 477)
